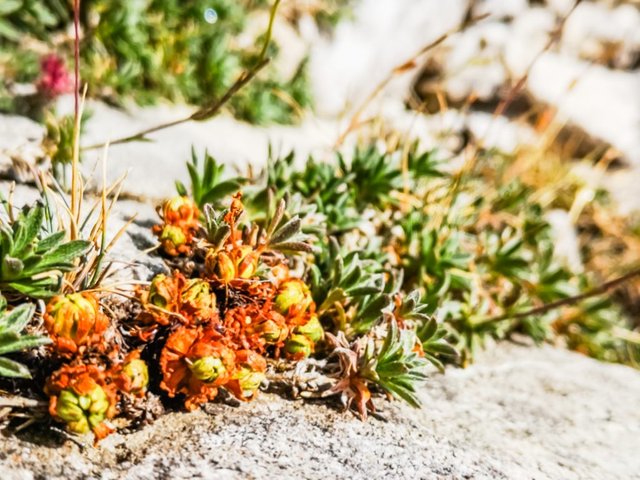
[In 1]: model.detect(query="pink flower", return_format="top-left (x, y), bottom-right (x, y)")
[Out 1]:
top-left (37, 54), bottom-right (72, 99)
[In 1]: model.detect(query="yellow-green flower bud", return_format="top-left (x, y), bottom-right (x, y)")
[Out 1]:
top-left (56, 385), bottom-right (110, 435)
top-left (149, 274), bottom-right (173, 308)
top-left (284, 334), bottom-right (313, 359)
top-left (182, 279), bottom-right (216, 309)
top-left (233, 367), bottom-right (265, 395)
top-left (236, 246), bottom-right (259, 279)
top-left (214, 251), bottom-right (236, 283)
top-left (163, 196), bottom-right (198, 226)
top-left (257, 319), bottom-right (288, 344)
top-left (45, 293), bottom-right (107, 350)
top-left (122, 359), bottom-right (149, 394)
top-left (165, 196), bottom-right (190, 213)
top-left (294, 315), bottom-right (324, 343)
top-left (160, 225), bottom-right (187, 248)
top-left (275, 279), bottom-right (312, 316)
top-left (189, 356), bottom-right (226, 382)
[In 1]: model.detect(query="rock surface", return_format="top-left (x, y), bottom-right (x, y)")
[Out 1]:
top-left (1, 342), bottom-right (639, 480)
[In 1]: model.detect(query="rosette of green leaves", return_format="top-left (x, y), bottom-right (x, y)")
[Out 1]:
top-left (0, 204), bottom-right (90, 298)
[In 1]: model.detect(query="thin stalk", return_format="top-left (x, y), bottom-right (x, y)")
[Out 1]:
top-left (473, 267), bottom-right (640, 326)
top-left (70, 0), bottom-right (82, 240)
top-left (81, 0), bottom-right (281, 152)
top-left (258, 0), bottom-right (281, 61)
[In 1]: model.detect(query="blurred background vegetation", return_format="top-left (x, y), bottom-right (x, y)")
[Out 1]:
top-left (0, 0), bottom-right (352, 123)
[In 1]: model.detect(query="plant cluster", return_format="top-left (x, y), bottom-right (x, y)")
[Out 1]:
top-left (141, 193), bottom-right (324, 411)
top-left (239, 144), bottom-right (639, 366)
top-left (0, 0), bottom-right (352, 123)
top-left (1, 138), bottom-right (638, 444)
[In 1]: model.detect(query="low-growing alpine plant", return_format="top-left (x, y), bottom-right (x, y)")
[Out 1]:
top-left (3, 0), bottom-right (637, 449)
top-left (1, 136), bottom-right (639, 444)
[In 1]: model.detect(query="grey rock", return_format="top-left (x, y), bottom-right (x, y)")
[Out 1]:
top-left (1, 343), bottom-right (638, 480)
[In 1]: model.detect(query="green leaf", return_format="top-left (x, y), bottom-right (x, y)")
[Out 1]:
top-left (8, 277), bottom-right (60, 298)
top-left (0, 303), bottom-right (35, 334)
top-left (32, 240), bottom-right (90, 271)
top-left (0, 0), bottom-right (22, 16)
top-left (175, 181), bottom-right (188, 196)
top-left (0, 19), bottom-right (20, 41)
top-left (12, 205), bottom-right (43, 256)
top-left (36, 231), bottom-right (65, 253)
top-left (200, 180), bottom-right (245, 206)
top-left (270, 216), bottom-right (301, 245)
top-left (0, 332), bottom-right (51, 355)
top-left (0, 357), bottom-right (32, 379)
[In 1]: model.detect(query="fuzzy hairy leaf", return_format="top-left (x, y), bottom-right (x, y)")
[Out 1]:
top-left (0, 356), bottom-right (32, 378)
top-left (0, 303), bottom-right (50, 379)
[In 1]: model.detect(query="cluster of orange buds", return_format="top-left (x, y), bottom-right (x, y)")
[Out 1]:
top-left (45, 363), bottom-right (118, 442)
top-left (204, 245), bottom-right (260, 283)
top-left (153, 196), bottom-right (200, 256)
top-left (203, 194), bottom-right (260, 284)
top-left (45, 355), bottom-right (151, 442)
top-left (159, 326), bottom-right (238, 410)
top-left (133, 194), bottom-right (323, 411)
top-left (134, 272), bottom-right (218, 340)
top-left (44, 292), bottom-right (110, 356)
top-left (42, 291), bottom-right (153, 442)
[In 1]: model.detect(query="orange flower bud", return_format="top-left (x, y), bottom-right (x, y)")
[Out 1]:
top-left (254, 318), bottom-right (289, 344)
top-left (227, 350), bottom-right (266, 401)
top-left (159, 326), bottom-right (236, 410)
top-left (116, 351), bottom-right (149, 396)
top-left (159, 224), bottom-right (190, 257)
top-left (210, 250), bottom-right (236, 283)
top-left (44, 293), bottom-right (109, 355)
top-left (180, 278), bottom-right (218, 323)
top-left (236, 247), bottom-right (259, 279)
top-left (149, 274), bottom-right (178, 310)
top-left (162, 196), bottom-right (199, 228)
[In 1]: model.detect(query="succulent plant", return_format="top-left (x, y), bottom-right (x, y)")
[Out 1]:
top-left (0, 204), bottom-right (90, 299)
